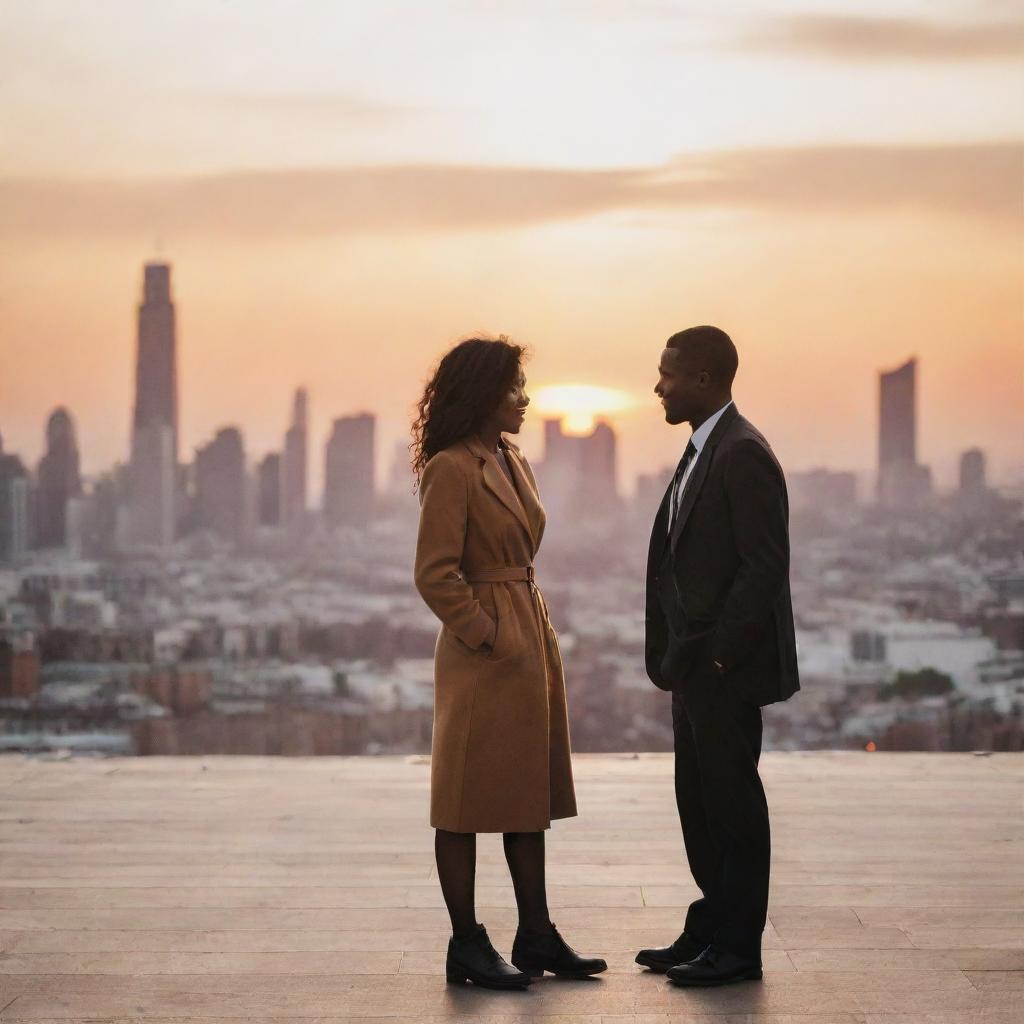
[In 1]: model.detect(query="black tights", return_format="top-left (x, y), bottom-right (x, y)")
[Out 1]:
top-left (434, 828), bottom-right (550, 938)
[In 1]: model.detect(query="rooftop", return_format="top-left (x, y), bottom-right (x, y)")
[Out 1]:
top-left (0, 751), bottom-right (1021, 1022)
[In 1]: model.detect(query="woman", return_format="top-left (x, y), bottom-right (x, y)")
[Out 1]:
top-left (412, 336), bottom-right (607, 989)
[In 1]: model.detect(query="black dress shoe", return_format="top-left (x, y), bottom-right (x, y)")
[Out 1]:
top-left (511, 921), bottom-right (608, 978)
top-left (666, 944), bottom-right (762, 986)
top-left (635, 930), bottom-right (709, 973)
top-left (446, 923), bottom-right (533, 989)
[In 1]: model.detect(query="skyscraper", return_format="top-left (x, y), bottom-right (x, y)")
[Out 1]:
top-left (128, 262), bottom-right (178, 547)
top-left (959, 448), bottom-right (987, 495)
top-left (0, 432), bottom-right (30, 561)
top-left (195, 427), bottom-right (247, 543)
top-left (324, 413), bottom-right (375, 528)
top-left (281, 388), bottom-right (308, 527)
top-left (133, 263), bottom-right (179, 459)
top-left (578, 421), bottom-right (617, 507)
top-left (34, 407), bottom-right (82, 548)
top-left (257, 452), bottom-right (282, 526)
top-left (878, 357), bottom-right (916, 470)
top-left (537, 418), bottom-right (619, 522)
top-left (877, 357), bottom-right (931, 506)
top-left (81, 469), bottom-right (124, 558)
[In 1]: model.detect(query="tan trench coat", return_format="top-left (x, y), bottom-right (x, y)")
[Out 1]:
top-left (414, 434), bottom-right (577, 833)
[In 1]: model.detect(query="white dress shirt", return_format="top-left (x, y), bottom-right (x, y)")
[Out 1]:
top-left (668, 400), bottom-right (733, 533)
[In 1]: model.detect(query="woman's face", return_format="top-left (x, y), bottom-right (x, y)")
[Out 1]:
top-left (495, 366), bottom-right (530, 435)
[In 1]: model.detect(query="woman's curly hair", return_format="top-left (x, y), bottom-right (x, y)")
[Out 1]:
top-left (411, 335), bottom-right (526, 487)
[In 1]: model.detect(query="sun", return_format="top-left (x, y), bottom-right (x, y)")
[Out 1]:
top-left (529, 383), bottom-right (636, 433)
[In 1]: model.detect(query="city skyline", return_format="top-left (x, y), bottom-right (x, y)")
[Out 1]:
top-left (2, 258), bottom-right (1020, 500)
top-left (2, 274), bottom-right (1006, 559)
top-left (2, 251), bottom-right (1020, 496)
top-left (1, 3), bottom-right (1020, 493)
top-left (1, 282), bottom-right (1019, 514)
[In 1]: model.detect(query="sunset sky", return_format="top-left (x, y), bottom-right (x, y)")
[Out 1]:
top-left (1, 1), bottom-right (1021, 496)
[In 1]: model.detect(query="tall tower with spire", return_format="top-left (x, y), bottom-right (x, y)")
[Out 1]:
top-left (281, 388), bottom-right (308, 527)
top-left (133, 263), bottom-right (178, 459)
top-left (127, 262), bottom-right (178, 547)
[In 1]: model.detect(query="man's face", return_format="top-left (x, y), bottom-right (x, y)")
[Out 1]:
top-left (654, 347), bottom-right (706, 426)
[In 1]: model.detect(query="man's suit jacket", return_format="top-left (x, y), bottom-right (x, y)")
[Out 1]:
top-left (645, 403), bottom-right (800, 707)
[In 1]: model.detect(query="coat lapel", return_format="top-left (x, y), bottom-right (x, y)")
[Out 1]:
top-left (462, 435), bottom-right (534, 545)
top-left (501, 440), bottom-right (545, 549)
top-left (669, 403), bottom-right (740, 553)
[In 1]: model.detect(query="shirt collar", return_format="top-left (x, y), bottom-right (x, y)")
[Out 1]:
top-left (689, 399), bottom-right (733, 456)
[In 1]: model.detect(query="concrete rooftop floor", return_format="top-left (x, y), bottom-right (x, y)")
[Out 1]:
top-left (0, 751), bottom-right (1021, 1023)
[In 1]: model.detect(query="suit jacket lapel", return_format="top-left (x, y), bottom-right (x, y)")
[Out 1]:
top-left (648, 473), bottom-right (675, 569)
top-left (669, 403), bottom-right (740, 553)
top-left (463, 435), bottom-right (534, 545)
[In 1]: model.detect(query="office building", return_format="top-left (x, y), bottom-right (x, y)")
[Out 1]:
top-left (195, 427), bottom-right (247, 543)
top-left (538, 418), bottom-right (619, 521)
top-left (324, 413), bottom-right (375, 528)
top-left (34, 407), bottom-right (82, 548)
top-left (257, 453), bottom-right (282, 526)
top-left (0, 433), bottom-right (30, 561)
top-left (877, 357), bottom-right (932, 507)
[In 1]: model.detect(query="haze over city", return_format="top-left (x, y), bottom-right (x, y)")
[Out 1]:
top-left (1, 1), bottom-right (1021, 492)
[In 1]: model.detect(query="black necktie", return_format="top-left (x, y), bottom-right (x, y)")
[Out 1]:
top-left (667, 441), bottom-right (698, 534)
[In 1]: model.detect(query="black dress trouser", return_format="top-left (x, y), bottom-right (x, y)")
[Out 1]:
top-left (671, 665), bottom-right (770, 960)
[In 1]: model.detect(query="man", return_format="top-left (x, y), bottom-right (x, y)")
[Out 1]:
top-left (635, 325), bottom-right (799, 987)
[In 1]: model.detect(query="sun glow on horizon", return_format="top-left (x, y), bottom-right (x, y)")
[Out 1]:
top-left (530, 383), bottom-right (637, 434)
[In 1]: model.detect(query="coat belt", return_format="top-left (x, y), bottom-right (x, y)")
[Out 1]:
top-left (462, 565), bottom-right (554, 643)
top-left (463, 566), bottom-right (535, 584)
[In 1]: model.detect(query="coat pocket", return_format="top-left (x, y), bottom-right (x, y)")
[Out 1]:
top-left (483, 583), bottom-right (504, 661)
top-left (443, 583), bottom-right (501, 659)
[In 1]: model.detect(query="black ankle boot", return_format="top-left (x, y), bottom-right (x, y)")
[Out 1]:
top-left (446, 923), bottom-right (532, 989)
top-left (511, 921), bottom-right (608, 978)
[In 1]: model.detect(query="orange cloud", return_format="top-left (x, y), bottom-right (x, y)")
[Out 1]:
top-left (2, 142), bottom-right (1019, 239)
top-left (739, 15), bottom-right (1024, 61)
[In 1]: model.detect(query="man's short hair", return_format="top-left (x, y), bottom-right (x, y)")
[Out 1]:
top-left (666, 325), bottom-right (738, 385)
